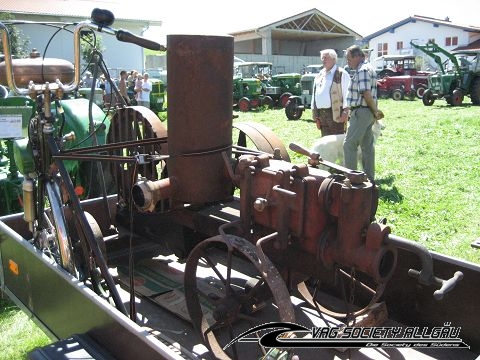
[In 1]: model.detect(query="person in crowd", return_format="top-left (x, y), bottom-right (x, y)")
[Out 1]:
top-left (136, 72), bottom-right (152, 108)
top-left (311, 49), bottom-right (351, 136)
top-left (118, 70), bottom-right (130, 105)
top-left (344, 45), bottom-right (384, 182)
top-left (127, 70), bottom-right (138, 104)
top-left (134, 73), bottom-right (143, 104)
top-left (82, 71), bottom-right (95, 88)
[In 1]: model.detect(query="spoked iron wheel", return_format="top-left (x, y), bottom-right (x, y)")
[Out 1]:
top-left (43, 175), bottom-right (121, 309)
top-left (106, 106), bottom-right (168, 207)
top-left (296, 266), bottom-right (387, 325)
top-left (184, 234), bottom-right (295, 360)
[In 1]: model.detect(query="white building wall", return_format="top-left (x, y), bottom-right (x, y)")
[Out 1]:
top-left (368, 21), bottom-right (474, 69)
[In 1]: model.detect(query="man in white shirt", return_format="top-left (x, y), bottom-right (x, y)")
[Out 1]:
top-left (311, 49), bottom-right (351, 136)
top-left (137, 73), bottom-right (152, 108)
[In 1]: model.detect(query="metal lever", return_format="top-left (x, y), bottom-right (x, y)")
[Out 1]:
top-left (386, 234), bottom-right (463, 300)
top-left (408, 269), bottom-right (464, 300)
top-left (289, 142), bottom-right (367, 184)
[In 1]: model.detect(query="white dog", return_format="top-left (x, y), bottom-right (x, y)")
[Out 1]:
top-left (311, 119), bottom-right (385, 167)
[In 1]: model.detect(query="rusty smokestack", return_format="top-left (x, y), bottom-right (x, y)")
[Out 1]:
top-left (167, 34), bottom-right (233, 204)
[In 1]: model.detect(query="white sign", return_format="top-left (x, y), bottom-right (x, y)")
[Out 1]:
top-left (0, 114), bottom-right (23, 138)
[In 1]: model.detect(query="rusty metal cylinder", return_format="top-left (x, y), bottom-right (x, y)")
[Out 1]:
top-left (132, 178), bottom-right (172, 213)
top-left (167, 35), bottom-right (233, 204)
top-left (0, 49), bottom-right (74, 88)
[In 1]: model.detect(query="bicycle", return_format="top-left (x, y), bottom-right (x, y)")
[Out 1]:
top-left (0, 8), bottom-right (165, 317)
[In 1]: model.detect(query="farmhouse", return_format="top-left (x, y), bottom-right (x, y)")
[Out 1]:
top-left (363, 15), bottom-right (480, 69)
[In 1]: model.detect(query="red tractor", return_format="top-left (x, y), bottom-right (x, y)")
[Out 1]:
top-left (377, 75), bottom-right (428, 100)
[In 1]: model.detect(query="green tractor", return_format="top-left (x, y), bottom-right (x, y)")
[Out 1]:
top-left (150, 78), bottom-right (166, 113)
top-left (284, 65), bottom-right (322, 120)
top-left (0, 95), bottom-right (111, 216)
top-left (266, 72), bottom-right (302, 107)
top-left (234, 61), bottom-right (302, 108)
top-left (233, 73), bottom-right (269, 112)
top-left (410, 41), bottom-right (480, 106)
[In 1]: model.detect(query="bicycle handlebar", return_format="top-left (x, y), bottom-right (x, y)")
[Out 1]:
top-left (0, 8), bottom-right (165, 95)
top-left (116, 29), bottom-right (165, 51)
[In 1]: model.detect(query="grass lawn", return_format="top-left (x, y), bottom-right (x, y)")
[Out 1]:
top-left (1, 97), bottom-right (479, 357)
top-left (0, 297), bottom-right (50, 359)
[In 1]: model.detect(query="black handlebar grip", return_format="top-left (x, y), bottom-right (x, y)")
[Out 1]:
top-left (116, 29), bottom-right (165, 51)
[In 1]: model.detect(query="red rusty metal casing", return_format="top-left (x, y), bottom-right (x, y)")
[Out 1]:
top-left (167, 35), bottom-right (233, 204)
top-left (320, 181), bottom-right (397, 283)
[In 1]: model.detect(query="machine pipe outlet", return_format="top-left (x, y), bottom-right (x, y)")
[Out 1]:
top-left (132, 178), bottom-right (172, 212)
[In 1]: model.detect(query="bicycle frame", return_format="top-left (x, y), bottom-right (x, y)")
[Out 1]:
top-left (0, 9), bottom-right (164, 317)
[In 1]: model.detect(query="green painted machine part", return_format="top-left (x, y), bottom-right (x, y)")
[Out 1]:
top-left (150, 78), bottom-right (166, 113)
top-left (50, 98), bottom-right (111, 198)
top-left (0, 96), bottom-right (111, 214)
top-left (0, 97), bottom-right (36, 215)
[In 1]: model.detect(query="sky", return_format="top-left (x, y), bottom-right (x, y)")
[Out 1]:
top-left (142, 0), bottom-right (480, 44)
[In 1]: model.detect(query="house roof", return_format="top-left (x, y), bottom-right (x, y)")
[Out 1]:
top-left (453, 39), bottom-right (480, 51)
top-left (230, 8), bottom-right (361, 41)
top-left (363, 15), bottom-right (480, 41)
top-left (0, 0), bottom-right (162, 25)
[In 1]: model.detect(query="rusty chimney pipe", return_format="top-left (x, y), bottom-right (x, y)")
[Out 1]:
top-left (166, 34), bottom-right (233, 204)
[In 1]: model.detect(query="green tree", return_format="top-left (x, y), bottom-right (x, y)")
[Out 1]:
top-left (0, 12), bottom-right (30, 58)
top-left (80, 31), bottom-right (105, 73)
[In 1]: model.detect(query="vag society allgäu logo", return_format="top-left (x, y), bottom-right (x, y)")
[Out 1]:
top-left (224, 322), bottom-right (470, 350)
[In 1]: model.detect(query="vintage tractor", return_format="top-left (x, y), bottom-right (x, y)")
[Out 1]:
top-left (411, 41), bottom-right (480, 106)
top-left (377, 75), bottom-right (418, 100)
top-left (373, 54), bottom-right (432, 79)
top-left (149, 77), bottom-right (166, 113)
top-left (267, 72), bottom-right (302, 107)
top-left (233, 74), bottom-right (269, 111)
top-left (235, 61), bottom-right (302, 107)
top-left (0, 12), bottom-right (474, 360)
top-left (284, 67), bottom-right (321, 120)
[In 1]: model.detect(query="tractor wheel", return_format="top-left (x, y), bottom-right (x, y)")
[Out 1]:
top-left (392, 89), bottom-right (404, 101)
top-left (416, 85), bottom-right (426, 99)
top-left (470, 77), bottom-right (480, 105)
top-left (378, 89), bottom-right (389, 99)
top-left (261, 95), bottom-right (274, 109)
top-left (451, 89), bottom-right (464, 106)
top-left (0, 85), bottom-right (7, 98)
top-left (422, 89), bottom-right (435, 106)
top-left (279, 92), bottom-right (292, 108)
top-left (238, 97), bottom-right (251, 112)
top-left (285, 98), bottom-right (303, 120)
